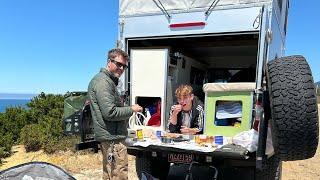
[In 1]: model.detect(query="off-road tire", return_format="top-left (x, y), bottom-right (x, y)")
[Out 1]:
top-left (267, 55), bottom-right (319, 161)
top-left (256, 155), bottom-right (282, 180)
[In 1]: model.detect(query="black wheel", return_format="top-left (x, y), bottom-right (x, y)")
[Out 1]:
top-left (136, 157), bottom-right (170, 180)
top-left (267, 55), bottom-right (319, 161)
top-left (256, 155), bottom-right (282, 180)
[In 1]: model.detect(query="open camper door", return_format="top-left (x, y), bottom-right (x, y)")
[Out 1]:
top-left (255, 5), bottom-right (271, 169)
top-left (256, 3), bottom-right (284, 89)
top-left (256, 5), bottom-right (271, 90)
top-left (130, 49), bottom-right (169, 130)
top-left (255, 4), bottom-right (284, 169)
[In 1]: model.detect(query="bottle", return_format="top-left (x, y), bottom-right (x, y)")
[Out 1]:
top-left (144, 108), bottom-right (151, 125)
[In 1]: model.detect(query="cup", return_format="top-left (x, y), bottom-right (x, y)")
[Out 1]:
top-left (136, 129), bottom-right (143, 140)
top-left (156, 130), bottom-right (162, 138)
top-left (206, 136), bottom-right (214, 144)
top-left (161, 137), bottom-right (172, 144)
top-left (215, 135), bottom-right (223, 145)
top-left (199, 135), bottom-right (207, 143)
top-left (194, 135), bottom-right (200, 144)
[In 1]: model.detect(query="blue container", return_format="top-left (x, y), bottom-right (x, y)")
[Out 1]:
top-left (215, 136), bottom-right (223, 145)
top-left (156, 130), bottom-right (162, 138)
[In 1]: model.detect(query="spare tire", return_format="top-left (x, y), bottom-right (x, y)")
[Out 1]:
top-left (266, 55), bottom-right (319, 161)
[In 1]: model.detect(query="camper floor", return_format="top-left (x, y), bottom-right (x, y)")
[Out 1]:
top-left (0, 106), bottom-right (319, 180)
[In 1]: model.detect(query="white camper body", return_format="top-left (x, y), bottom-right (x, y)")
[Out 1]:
top-left (119, 0), bottom-right (289, 130)
top-left (117, 1), bottom-right (319, 179)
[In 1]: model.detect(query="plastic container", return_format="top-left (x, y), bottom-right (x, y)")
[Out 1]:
top-left (156, 130), bottom-right (163, 138)
top-left (215, 135), bottom-right (224, 145)
top-left (136, 129), bottom-right (143, 140)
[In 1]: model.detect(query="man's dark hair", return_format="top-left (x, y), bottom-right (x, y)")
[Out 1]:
top-left (108, 48), bottom-right (129, 61)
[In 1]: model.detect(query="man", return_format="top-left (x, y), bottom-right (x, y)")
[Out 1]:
top-left (88, 48), bottom-right (142, 180)
top-left (168, 84), bottom-right (204, 134)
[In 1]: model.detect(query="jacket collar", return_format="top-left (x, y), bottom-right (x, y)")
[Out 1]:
top-left (100, 68), bottom-right (119, 86)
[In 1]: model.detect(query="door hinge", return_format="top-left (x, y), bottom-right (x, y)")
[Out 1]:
top-left (266, 29), bottom-right (273, 44)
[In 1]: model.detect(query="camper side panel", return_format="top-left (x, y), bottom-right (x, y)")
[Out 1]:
top-left (121, 7), bottom-right (261, 39)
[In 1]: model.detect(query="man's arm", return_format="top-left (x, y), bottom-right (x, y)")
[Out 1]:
top-left (95, 81), bottom-right (133, 121)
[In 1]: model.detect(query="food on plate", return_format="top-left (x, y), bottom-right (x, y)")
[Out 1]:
top-left (163, 132), bottom-right (182, 139)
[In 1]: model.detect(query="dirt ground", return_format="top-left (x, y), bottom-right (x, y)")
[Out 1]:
top-left (0, 145), bottom-right (138, 180)
top-left (1, 107), bottom-right (319, 180)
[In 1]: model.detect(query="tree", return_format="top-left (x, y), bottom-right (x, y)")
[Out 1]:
top-left (1, 107), bottom-right (29, 142)
top-left (1, 92), bottom-right (66, 162)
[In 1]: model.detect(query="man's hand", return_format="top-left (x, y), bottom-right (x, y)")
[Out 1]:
top-left (172, 105), bottom-right (182, 116)
top-left (180, 126), bottom-right (200, 135)
top-left (131, 104), bottom-right (143, 112)
top-left (169, 105), bottom-right (182, 125)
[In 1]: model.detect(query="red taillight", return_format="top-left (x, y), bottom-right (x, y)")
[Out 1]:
top-left (169, 22), bottom-right (206, 28)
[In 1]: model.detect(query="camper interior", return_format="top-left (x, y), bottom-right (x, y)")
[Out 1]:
top-left (127, 33), bottom-right (259, 129)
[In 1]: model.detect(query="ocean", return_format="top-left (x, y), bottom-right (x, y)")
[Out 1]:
top-left (0, 99), bottom-right (31, 113)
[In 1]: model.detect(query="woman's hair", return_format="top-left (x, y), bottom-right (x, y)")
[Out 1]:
top-left (175, 84), bottom-right (193, 99)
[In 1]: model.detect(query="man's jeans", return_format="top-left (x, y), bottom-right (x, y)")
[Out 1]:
top-left (101, 140), bottom-right (128, 180)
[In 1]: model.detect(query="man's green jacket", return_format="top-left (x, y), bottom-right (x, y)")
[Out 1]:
top-left (88, 68), bottom-right (133, 142)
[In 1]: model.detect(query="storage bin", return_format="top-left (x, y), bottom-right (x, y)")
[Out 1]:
top-left (203, 83), bottom-right (255, 137)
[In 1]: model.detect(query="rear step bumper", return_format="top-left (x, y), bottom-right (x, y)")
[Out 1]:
top-left (127, 142), bottom-right (256, 167)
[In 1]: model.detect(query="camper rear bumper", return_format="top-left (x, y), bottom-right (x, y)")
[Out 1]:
top-left (127, 143), bottom-right (256, 167)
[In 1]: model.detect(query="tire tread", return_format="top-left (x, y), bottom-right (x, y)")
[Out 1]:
top-left (267, 55), bottom-right (319, 161)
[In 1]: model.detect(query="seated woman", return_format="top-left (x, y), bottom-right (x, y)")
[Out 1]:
top-left (168, 84), bottom-right (204, 134)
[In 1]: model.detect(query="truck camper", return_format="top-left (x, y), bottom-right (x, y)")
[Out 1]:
top-left (69, 1), bottom-right (319, 179)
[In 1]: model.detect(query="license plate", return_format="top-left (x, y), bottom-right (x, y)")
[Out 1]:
top-left (168, 153), bottom-right (194, 163)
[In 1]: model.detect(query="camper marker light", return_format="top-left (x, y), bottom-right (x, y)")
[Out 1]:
top-left (169, 22), bottom-right (206, 28)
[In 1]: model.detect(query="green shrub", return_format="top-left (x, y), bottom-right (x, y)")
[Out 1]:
top-left (0, 132), bottom-right (14, 163)
top-left (0, 147), bottom-right (4, 163)
top-left (20, 124), bottom-right (45, 152)
top-left (39, 116), bottom-right (64, 153)
top-left (39, 116), bottom-right (63, 140)
top-left (19, 93), bottom-right (65, 152)
top-left (0, 132), bottom-right (14, 152)
top-left (43, 135), bottom-right (79, 154)
top-left (1, 107), bottom-right (29, 143)
top-left (27, 93), bottom-right (64, 123)
top-left (1, 92), bottom-right (73, 156)
top-left (42, 138), bottom-right (59, 154)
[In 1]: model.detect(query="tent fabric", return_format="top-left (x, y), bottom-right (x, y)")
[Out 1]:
top-left (0, 161), bottom-right (75, 180)
top-left (119, 0), bottom-right (271, 17)
top-left (203, 83), bottom-right (255, 92)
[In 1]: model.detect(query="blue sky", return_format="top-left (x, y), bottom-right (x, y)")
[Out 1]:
top-left (0, 0), bottom-right (319, 95)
